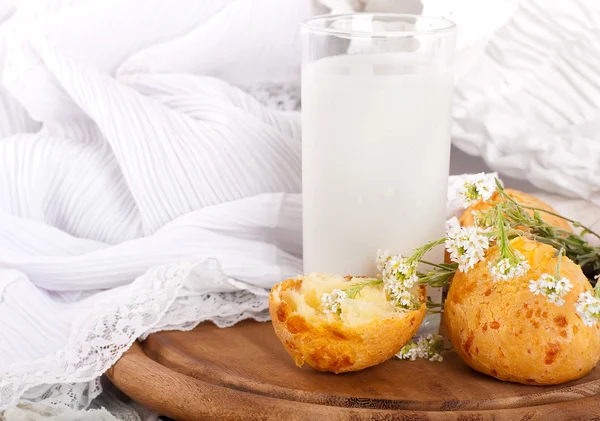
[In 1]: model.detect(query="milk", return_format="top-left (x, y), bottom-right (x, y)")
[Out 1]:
top-left (302, 53), bottom-right (453, 278)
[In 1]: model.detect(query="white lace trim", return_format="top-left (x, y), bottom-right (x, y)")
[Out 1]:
top-left (0, 259), bottom-right (269, 412)
top-left (243, 83), bottom-right (301, 111)
top-left (2, 401), bottom-right (119, 421)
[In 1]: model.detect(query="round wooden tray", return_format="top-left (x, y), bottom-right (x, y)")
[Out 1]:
top-left (107, 320), bottom-right (600, 421)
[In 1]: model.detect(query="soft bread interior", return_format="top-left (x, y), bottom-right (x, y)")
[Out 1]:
top-left (280, 273), bottom-right (399, 327)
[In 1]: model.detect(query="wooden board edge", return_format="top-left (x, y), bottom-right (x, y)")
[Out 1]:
top-left (142, 333), bottom-right (600, 412)
top-left (108, 343), bottom-right (600, 421)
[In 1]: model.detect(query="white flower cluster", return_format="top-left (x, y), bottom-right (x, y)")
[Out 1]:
top-left (575, 291), bottom-right (600, 327)
top-left (529, 274), bottom-right (573, 306)
top-left (396, 334), bottom-right (445, 362)
top-left (384, 279), bottom-right (414, 308)
top-left (445, 217), bottom-right (491, 272)
top-left (321, 289), bottom-right (347, 314)
top-left (488, 253), bottom-right (530, 282)
top-left (377, 251), bottom-right (418, 288)
top-left (375, 249), bottom-right (392, 271)
top-left (457, 173), bottom-right (497, 208)
top-left (377, 250), bottom-right (417, 310)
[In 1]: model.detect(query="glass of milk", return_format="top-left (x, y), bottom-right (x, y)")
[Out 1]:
top-left (301, 14), bottom-right (457, 335)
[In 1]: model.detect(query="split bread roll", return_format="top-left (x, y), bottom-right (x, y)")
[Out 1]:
top-left (445, 237), bottom-right (600, 385)
top-left (269, 273), bottom-right (426, 373)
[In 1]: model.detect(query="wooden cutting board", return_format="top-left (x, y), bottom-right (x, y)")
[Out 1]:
top-left (107, 320), bottom-right (600, 421)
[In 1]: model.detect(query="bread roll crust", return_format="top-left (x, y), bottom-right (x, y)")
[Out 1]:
top-left (269, 276), bottom-right (426, 373)
top-left (445, 237), bottom-right (600, 385)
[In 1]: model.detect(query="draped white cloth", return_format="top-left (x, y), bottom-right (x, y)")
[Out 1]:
top-left (436, 0), bottom-right (600, 203)
top-left (0, 0), bottom-right (308, 414)
top-left (1, 0), bottom-right (600, 419)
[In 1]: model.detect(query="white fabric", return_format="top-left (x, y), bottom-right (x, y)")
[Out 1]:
top-left (338, 0), bottom-right (600, 205)
top-left (0, 0), bottom-right (307, 415)
top-left (3, 403), bottom-right (118, 421)
top-left (1, 0), bottom-right (600, 419)
top-left (424, 0), bottom-right (600, 204)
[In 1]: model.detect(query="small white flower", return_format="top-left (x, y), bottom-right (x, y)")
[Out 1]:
top-left (385, 268), bottom-right (418, 289)
top-left (378, 250), bottom-right (417, 290)
top-left (457, 173), bottom-right (497, 208)
top-left (472, 210), bottom-right (494, 229)
top-left (396, 342), bottom-right (419, 361)
top-left (575, 291), bottom-right (600, 327)
top-left (378, 250), bottom-right (419, 310)
top-left (489, 252), bottom-right (530, 282)
top-left (396, 333), bottom-right (445, 362)
top-left (445, 216), bottom-right (461, 233)
top-left (384, 279), bottom-right (415, 309)
top-left (376, 250), bottom-right (419, 309)
top-left (321, 289), bottom-right (347, 314)
top-left (429, 353), bottom-right (444, 362)
top-left (383, 258), bottom-right (414, 279)
top-left (529, 274), bottom-right (573, 306)
top-left (376, 249), bottom-right (391, 272)
top-left (445, 217), bottom-right (491, 272)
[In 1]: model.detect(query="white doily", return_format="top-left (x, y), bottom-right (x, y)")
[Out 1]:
top-left (243, 83), bottom-right (301, 112)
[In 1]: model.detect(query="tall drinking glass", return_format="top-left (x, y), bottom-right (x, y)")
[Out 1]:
top-left (301, 14), bottom-right (457, 334)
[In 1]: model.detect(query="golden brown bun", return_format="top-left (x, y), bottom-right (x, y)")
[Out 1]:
top-left (459, 189), bottom-right (572, 232)
top-left (269, 274), bottom-right (426, 374)
top-left (445, 237), bottom-right (600, 385)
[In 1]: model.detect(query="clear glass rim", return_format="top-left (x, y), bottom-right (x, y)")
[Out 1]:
top-left (301, 13), bottom-right (457, 38)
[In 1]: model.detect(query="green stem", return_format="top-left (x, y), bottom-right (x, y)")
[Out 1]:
top-left (426, 299), bottom-right (444, 309)
top-left (522, 204), bottom-right (600, 241)
top-left (344, 279), bottom-right (383, 299)
top-left (418, 266), bottom-right (457, 288)
top-left (553, 236), bottom-right (588, 247)
top-left (408, 238), bottom-right (446, 265)
top-left (555, 248), bottom-right (564, 278)
top-left (495, 204), bottom-right (515, 261)
top-left (495, 179), bottom-right (600, 241)
top-left (419, 260), bottom-right (449, 270)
